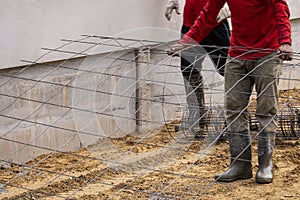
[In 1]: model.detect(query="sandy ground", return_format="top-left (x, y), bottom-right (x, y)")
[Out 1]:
top-left (0, 134), bottom-right (299, 200)
top-left (0, 89), bottom-right (299, 200)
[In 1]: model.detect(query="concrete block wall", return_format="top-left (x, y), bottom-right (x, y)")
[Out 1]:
top-left (0, 48), bottom-right (186, 165)
top-left (0, 58), bottom-right (84, 164)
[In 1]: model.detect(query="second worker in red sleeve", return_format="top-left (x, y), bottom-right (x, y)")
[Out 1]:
top-left (168, 0), bottom-right (293, 183)
top-left (165, 0), bottom-right (231, 137)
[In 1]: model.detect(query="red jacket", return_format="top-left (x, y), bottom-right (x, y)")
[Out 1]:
top-left (181, 0), bottom-right (292, 60)
top-left (183, 0), bottom-right (208, 28)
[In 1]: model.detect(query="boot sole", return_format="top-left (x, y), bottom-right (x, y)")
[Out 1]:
top-left (255, 178), bottom-right (273, 184)
top-left (215, 173), bottom-right (253, 182)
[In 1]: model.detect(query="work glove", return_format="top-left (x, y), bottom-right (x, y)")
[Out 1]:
top-left (165, 0), bottom-right (180, 21)
top-left (278, 43), bottom-right (293, 61)
top-left (167, 42), bottom-right (186, 56)
top-left (216, 4), bottom-right (231, 23)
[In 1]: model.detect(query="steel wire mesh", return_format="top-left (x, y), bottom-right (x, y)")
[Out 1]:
top-left (0, 32), bottom-right (299, 199)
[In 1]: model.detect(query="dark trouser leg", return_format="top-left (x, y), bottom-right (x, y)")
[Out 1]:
top-left (182, 69), bottom-right (205, 136)
top-left (180, 38), bottom-right (206, 136)
top-left (185, 72), bottom-right (205, 128)
top-left (200, 21), bottom-right (230, 77)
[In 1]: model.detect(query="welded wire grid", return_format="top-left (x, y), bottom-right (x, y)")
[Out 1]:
top-left (0, 35), bottom-right (299, 200)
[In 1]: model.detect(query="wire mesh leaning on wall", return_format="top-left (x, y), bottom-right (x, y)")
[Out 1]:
top-left (0, 34), bottom-right (299, 199)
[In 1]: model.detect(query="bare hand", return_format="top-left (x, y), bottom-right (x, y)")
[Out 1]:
top-left (278, 43), bottom-right (293, 61)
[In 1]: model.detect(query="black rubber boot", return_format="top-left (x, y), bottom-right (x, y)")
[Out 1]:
top-left (256, 131), bottom-right (275, 184)
top-left (215, 132), bottom-right (252, 182)
top-left (184, 72), bottom-right (205, 138)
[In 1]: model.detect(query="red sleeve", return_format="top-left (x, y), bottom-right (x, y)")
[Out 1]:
top-left (180, 0), bottom-right (226, 45)
top-left (268, 0), bottom-right (292, 45)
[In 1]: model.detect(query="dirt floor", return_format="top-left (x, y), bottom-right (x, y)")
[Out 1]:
top-left (0, 89), bottom-right (299, 200)
top-left (0, 134), bottom-right (299, 200)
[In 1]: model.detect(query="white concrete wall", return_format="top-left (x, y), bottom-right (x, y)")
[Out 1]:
top-left (1, 0), bottom-right (298, 70)
top-left (280, 18), bottom-right (300, 89)
top-left (279, 13), bottom-right (300, 90)
top-left (0, 0), bottom-right (185, 164)
top-left (0, 48), bottom-right (187, 164)
top-left (0, 0), bottom-right (299, 165)
top-left (288, 0), bottom-right (300, 20)
top-left (0, 0), bottom-right (183, 69)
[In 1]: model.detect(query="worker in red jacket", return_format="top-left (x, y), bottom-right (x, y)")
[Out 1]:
top-left (168, 0), bottom-right (293, 183)
top-left (165, 0), bottom-right (230, 137)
